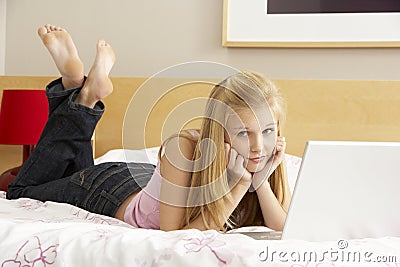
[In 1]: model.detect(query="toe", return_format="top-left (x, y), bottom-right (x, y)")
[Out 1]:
top-left (37, 26), bottom-right (47, 37)
top-left (97, 39), bottom-right (106, 47)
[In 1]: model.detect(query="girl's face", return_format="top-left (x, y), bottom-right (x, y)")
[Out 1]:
top-left (225, 107), bottom-right (277, 173)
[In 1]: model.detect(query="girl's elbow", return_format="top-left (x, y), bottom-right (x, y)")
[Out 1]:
top-left (265, 220), bottom-right (284, 231)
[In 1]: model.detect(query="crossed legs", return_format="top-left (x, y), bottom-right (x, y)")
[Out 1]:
top-left (7, 24), bottom-right (116, 198)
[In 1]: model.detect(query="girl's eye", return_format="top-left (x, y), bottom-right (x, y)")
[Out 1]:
top-left (237, 131), bottom-right (248, 137)
top-left (263, 128), bottom-right (275, 134)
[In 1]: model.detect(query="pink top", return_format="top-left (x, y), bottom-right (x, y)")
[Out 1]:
top-left (123, 130), bottom-right (199, 229)
top-left (124, 163), bottom-right (162, 229)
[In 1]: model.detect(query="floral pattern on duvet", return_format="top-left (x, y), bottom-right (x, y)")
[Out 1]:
top-left (1, 236), bottom-right (59, 267)
top-left (2, 191), bottom-right (400, 267)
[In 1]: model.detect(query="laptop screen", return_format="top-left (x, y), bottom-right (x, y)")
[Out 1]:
top-left (282, 141), bottom-right (400, 241)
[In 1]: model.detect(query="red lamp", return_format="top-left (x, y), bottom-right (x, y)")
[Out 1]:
top-left (0, 89), bottom-right (48, 191)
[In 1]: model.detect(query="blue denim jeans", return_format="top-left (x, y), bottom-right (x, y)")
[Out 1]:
top-left (7, 78), bottom-right (154, 217)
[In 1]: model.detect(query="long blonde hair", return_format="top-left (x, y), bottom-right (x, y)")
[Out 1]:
top-left (181, 71), bottom-right (289, 230)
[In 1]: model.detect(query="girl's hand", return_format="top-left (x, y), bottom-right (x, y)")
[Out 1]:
top-left (251, 136), bottom-right (287, 191)
top-left (225, 143), bottom-right (252, 187)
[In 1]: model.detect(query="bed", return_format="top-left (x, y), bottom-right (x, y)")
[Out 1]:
top-left (1, 148), bottom-right (400, 267)
top-left (1, 76), bottom-right (400, 266)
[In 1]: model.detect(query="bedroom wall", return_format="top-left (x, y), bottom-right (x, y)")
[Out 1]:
top-left (0, 0), bottom-right (6, 75)
top-left (4, 0), bottom-right (400, 80)
top-left (1, 1), bottom-right (400, 175)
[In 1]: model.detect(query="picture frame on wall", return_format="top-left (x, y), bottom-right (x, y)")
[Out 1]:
top-left (222, 0), bottom-right (400, 48)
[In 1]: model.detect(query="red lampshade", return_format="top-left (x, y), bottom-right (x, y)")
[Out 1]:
top-left (0, 89), bottom-right (48, 145)
top-left (0, 89), bottom-right (49, 192)
top-left (0, 89), bottom-right (49, 145)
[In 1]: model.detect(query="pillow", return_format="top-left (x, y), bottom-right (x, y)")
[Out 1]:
top-left (95, 148), bottom-right (301, 193)
top-left (94, 147), bottom-right (160, 166)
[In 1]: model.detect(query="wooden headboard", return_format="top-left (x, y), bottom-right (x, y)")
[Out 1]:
top-left (1, 76), bottom-right (400, 172)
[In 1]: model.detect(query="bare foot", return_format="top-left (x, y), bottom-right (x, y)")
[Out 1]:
top-left (75, 40), bottom-right (116, 108)
top-left (38, 24), bottom-right (84, 90)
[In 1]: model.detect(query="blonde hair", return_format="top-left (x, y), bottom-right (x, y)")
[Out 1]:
top-left (179, 71), bottom-right (289, 230)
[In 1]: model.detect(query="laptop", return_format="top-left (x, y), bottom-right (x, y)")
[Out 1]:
top-left (236, 141), bottom-right (400, 241)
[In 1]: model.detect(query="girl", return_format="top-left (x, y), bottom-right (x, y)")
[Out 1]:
top-left (7, 24), bottom-right (291, 232)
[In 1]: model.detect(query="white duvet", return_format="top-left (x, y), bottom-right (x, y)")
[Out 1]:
top-left (1, 194), bottom-right (400, 267)
top-left (1, 149), bottom-right (399, 267)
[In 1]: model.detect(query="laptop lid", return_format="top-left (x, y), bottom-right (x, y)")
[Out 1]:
top-left (282, 141), bottom-right (400, 241)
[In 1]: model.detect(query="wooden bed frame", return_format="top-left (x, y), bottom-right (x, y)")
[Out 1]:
top-left (1, 76), bottom-right (400, 173)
